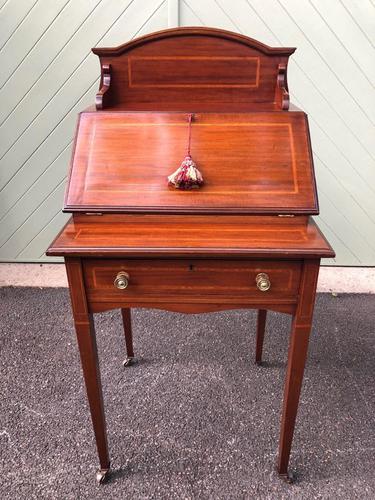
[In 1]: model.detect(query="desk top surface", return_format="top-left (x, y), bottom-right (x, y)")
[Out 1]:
top-left (47, 215), bottom-right (334, 259)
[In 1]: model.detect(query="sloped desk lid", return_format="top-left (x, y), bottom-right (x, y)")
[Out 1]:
top-left (64, 111), bottom-right (318, 214)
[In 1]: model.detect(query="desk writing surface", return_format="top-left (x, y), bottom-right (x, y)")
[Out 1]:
top-left (47, 215), bottom-right (334, 258)
top-left (64, 111), bottom-right (318, 215)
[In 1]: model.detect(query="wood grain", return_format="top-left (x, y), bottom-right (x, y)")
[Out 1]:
top-left (255, 309), bottom-right (267, 365)
top-left (47, 214), bottom-right (334, 258)
top-left (45, 27), bottom-right (337, 483)
top-left (121, 308), bottom-right (134, 359)
top-left (83, 258), bottom-right (301, 306)
top-left (63, 111), bottom-right (318, 214)
top-left (278, 259), bottom-right (320, 479)
top-left (89, 301), bottom-right (296, 316)
top-left (92, 26), bottom-right (295, 111)
top-left (65, 257), bottom-right (109, 471)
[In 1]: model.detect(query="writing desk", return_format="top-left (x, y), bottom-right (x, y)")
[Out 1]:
top-left (47, 27), bottom-right (334, 483)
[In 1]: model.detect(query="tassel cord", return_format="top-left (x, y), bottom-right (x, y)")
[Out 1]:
top-left (187, 113), bottom-right (193, 156)
top-left (167, 112), bottom-right (203, 189)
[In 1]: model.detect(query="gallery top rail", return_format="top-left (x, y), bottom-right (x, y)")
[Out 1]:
top-left (92, 27), bottom-right (296, 112)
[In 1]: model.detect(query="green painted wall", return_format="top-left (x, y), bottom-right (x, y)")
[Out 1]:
top-left (1, 0), bottom-right (374, 265)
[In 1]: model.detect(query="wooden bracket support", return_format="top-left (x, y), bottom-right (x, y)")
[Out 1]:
top-left (276, 63), bottom-right (290, 110)
top-left (95, 64), bottom-right (111, 110)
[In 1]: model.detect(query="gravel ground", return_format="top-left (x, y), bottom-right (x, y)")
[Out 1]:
top-left (0, 288), bottom-right (374, 500)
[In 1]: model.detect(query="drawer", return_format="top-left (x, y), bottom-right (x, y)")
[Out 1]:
top-left (83, 259), bottom-right (302, 305)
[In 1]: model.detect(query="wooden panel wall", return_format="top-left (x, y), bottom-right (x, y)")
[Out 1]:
top-left (0, 0), bottom-right (374, 265)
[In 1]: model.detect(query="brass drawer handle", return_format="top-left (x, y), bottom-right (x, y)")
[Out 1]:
top-left (114, 271), bottom-right (130, 290)
top-left (256, 273), bottom-right (271, 291)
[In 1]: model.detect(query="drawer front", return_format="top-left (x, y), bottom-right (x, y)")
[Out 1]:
top-left (83, 259), bottom-right (302, 305)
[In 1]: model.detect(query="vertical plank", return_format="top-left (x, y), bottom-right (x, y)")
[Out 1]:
top-left (168, 0), bottom-right (179, 26)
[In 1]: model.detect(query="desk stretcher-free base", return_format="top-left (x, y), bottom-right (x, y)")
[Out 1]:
top-left (49, 26), bottom-right (336, 483)
top-left (65, 255), bottom-right (319, 484)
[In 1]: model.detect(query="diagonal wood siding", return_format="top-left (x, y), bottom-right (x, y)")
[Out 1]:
top-left (0, 0), bottom-right (374, 265)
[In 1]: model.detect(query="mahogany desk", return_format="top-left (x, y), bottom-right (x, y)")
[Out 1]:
top-left (47, 27), bottom-right (335, 483)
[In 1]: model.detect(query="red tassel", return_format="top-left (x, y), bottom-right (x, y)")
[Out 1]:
top-left (167, 155), bottom-right (203, 190)
top-left (168, 114), bottom-right (204, 190)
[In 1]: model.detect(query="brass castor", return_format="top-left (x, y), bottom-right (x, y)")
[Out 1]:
top-left (123, 356), bottom-right (135, 367)
top-left (96, 468), bottom-right (110, 484)
top-left (278, 469), bottom-right (295, 484)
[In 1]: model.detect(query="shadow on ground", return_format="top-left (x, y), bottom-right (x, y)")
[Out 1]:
top-left (0, 289), bottom-right (374, 499)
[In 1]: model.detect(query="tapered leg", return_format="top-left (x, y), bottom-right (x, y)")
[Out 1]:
top-left (277, 260), bottom-right (320, 482)
top-left (255, 309), bottom-right (267, 365)
top-left (65, 258), bottom-right (110, 483)
top-left (121, 308), bottom-right (135, 366)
